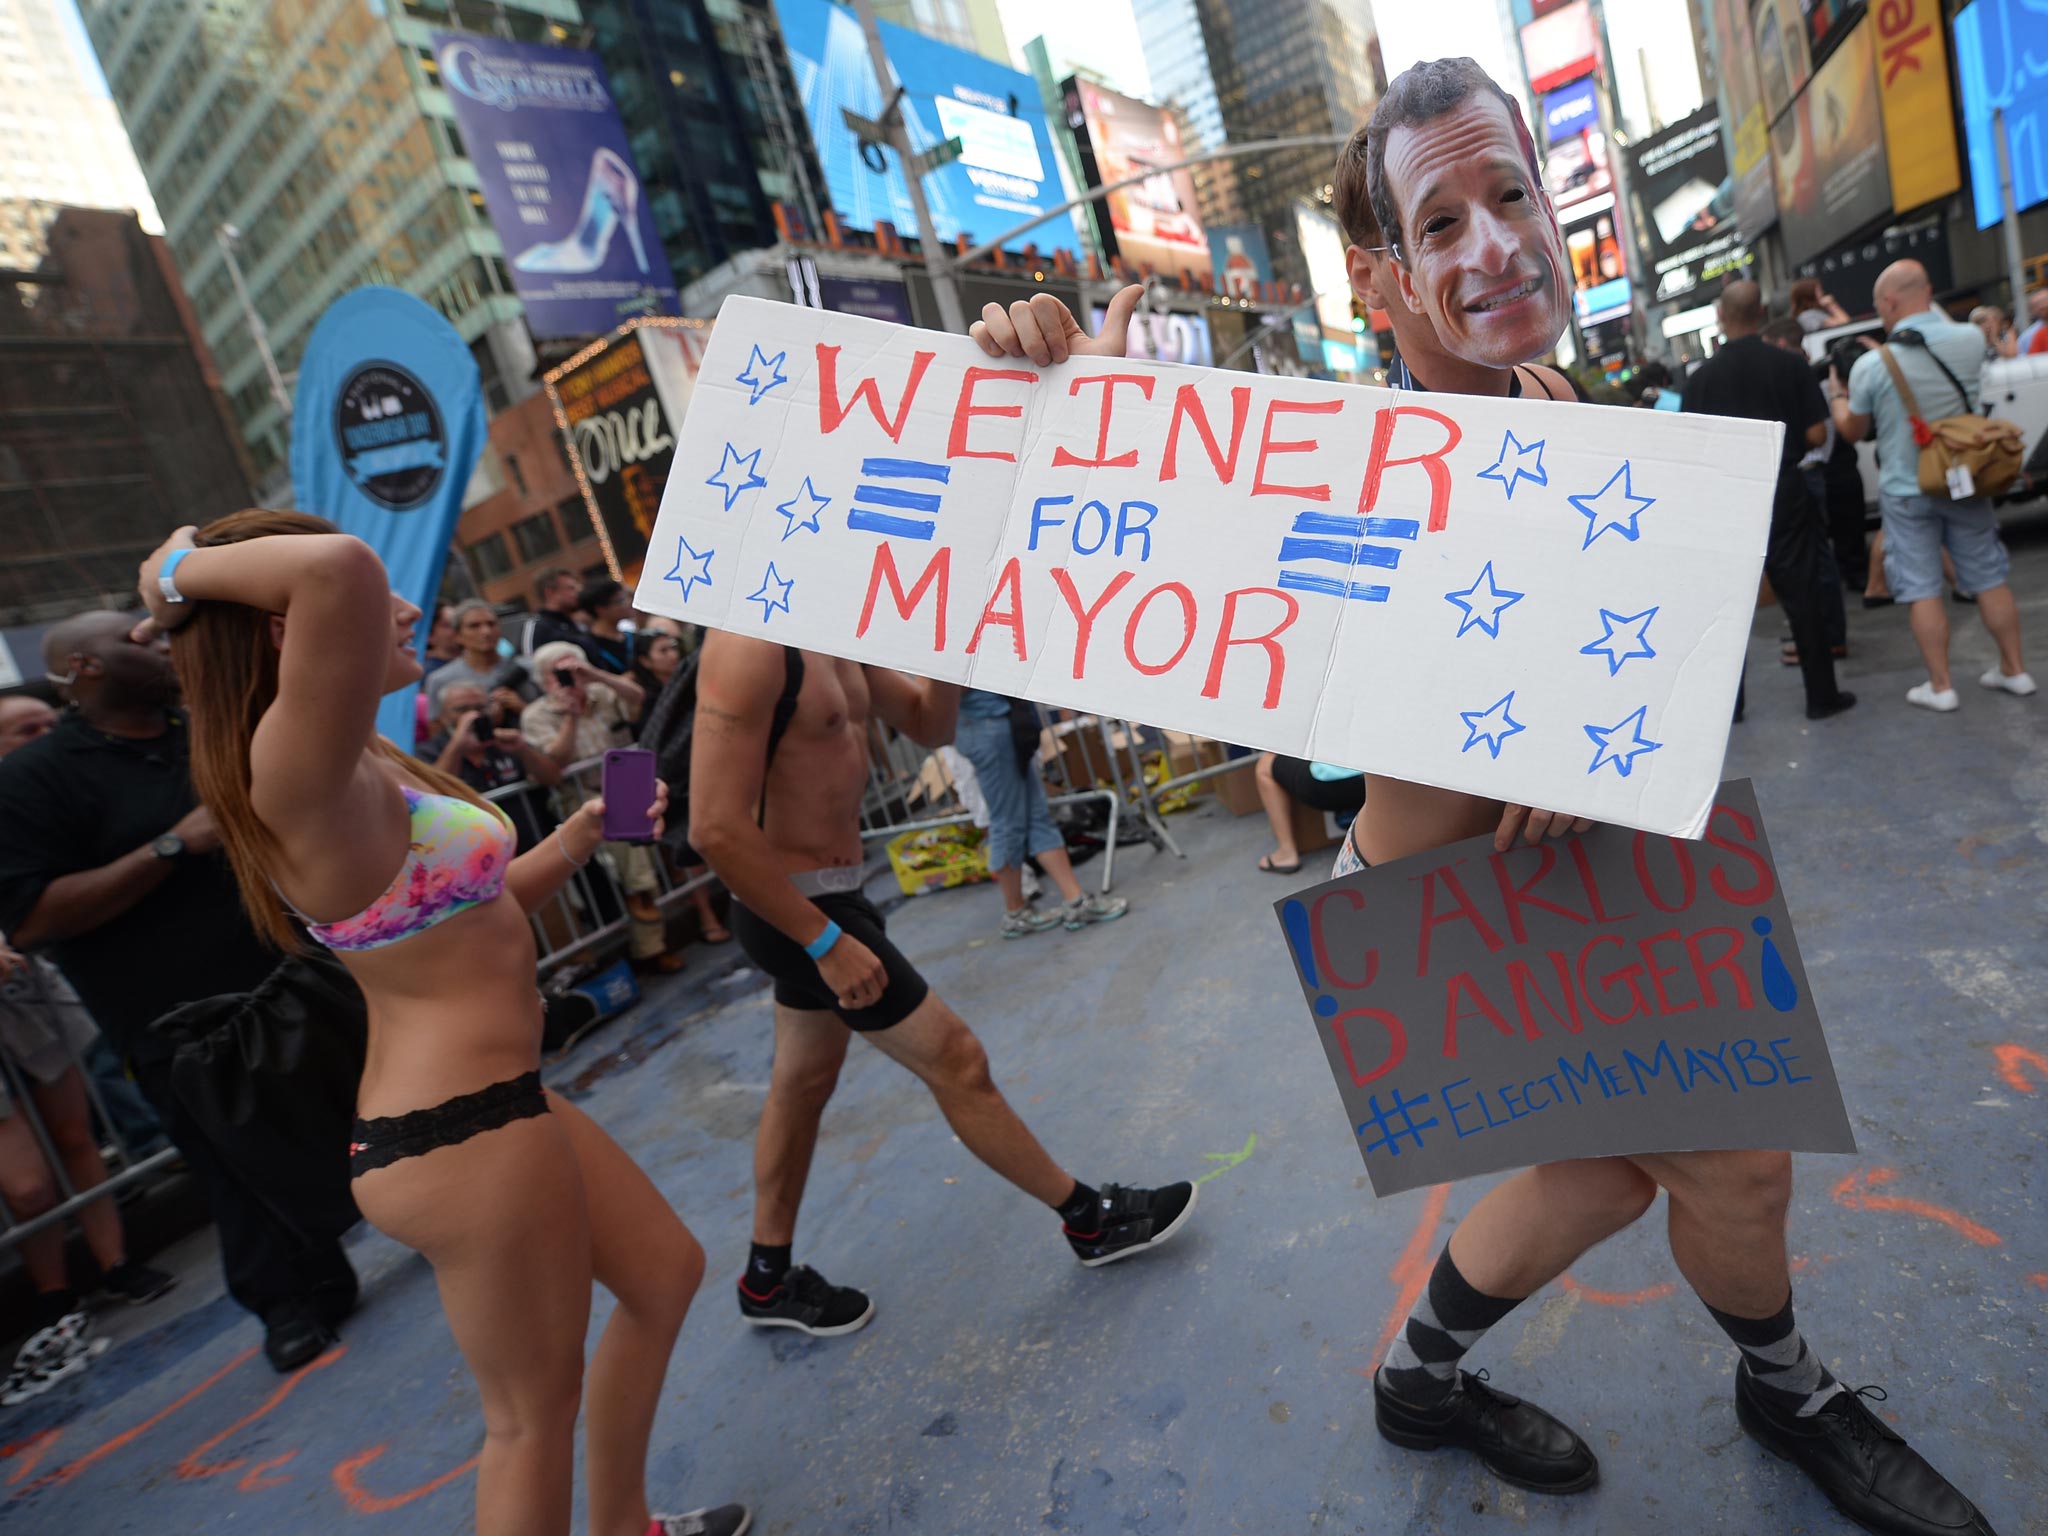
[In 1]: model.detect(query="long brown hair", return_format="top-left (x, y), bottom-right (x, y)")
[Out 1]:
top-left (174, 510), bottom-right (489, 950)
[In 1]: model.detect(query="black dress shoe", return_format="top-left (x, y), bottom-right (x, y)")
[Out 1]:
top-left (1374, 1369), bottom-right (1598, 1494)
top-left (263, 1311), bottom-right (337, 1373)
top-left (1806, 690), bottom-right (1858, 720)
top-left (1735, 1365), bottom-right (1997, 1535)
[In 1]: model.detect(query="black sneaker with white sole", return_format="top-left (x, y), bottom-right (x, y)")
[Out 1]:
top-left (97, 1260), bottom-right (175, 1307)
top-left (737, 1264), bottom-right (875, 1337)
top-left (1065, 1180), bottom-right (1197, 1267)
top-left (654, 1504), bottom-right (752, 1536)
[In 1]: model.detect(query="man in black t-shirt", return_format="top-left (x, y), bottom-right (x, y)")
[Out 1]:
top-left (0, 611), bottom-right (361, 1371)
top-left (1682, 281), bottom-right (1855, 721)
top-left (524, 565), bottom-right (603, 667)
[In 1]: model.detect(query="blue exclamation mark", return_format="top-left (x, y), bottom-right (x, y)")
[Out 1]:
top-left (1752, 916), bottom-right (1799, 1012)
top-left (1281, 899), bottom-right (1340, 1018)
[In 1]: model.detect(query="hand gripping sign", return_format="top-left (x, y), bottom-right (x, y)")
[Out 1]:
top-left (1276, 780), bottom-right (1855, 1196)
top-left (634, 296), bottom-right (1780, 838)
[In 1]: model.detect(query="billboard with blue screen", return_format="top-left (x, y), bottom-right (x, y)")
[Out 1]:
top-left (775, 0), bottom-right (1067, 253)
top-left (1955, 0), bottom-right (2048, 230)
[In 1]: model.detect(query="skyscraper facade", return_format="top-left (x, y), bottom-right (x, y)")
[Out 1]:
top-left (1130, 0), bottom-right (1241, 226)
top-left (0, 0), bottom-right (160, 268)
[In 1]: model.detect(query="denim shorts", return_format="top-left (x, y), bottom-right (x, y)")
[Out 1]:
top-left (1879, 491), bottom-right (2011, 603)
top-left (953, 713), bottom-right (1062, 870)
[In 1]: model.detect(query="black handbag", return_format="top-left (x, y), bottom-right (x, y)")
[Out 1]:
top-left (141, 949), bottom-right (368, 1244)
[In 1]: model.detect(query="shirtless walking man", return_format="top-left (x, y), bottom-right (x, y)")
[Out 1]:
top-left (688, 639), bottom-right (1195, 1335)
top-left (971, 54), bottom-right (1992, 1536)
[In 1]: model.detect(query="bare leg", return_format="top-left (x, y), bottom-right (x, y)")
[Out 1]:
top-left (1974, 584), bottom-right (2027, 676)
top-left (32, 1069), bottom-right (125, 1271)
top-left (1254, 753), bottom-right (1300, 868)
top-left (685, 869), bottom-right (729, 941)
top-left (865, 993), bottom-right (1073, 1206)
top-left (0, 1109), bottom-right (70, 1294)
top-left (1864, 531), bottom-right (1889, 599)
top-left (1629, 1150), bottom-right (1792, 1316)
top-left (1034, 846), bottom-right (1087, 904)
top-left (1907, 595), bottom-right (1953, 691)
top-left (547, 1091), bottom-right (704, 1536)
top-left (1444, 1157), bottom-right (1659, 1299)
top-left (355, 1113), bottom-right (591, 1536)
top-left (990, 863), bottom-right (1029, 913)
top-left (751, 1006), bottom-right (849, 1247)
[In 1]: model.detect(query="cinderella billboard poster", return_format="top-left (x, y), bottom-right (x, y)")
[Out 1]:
top-left (432, 32), bottom-right (680, 339)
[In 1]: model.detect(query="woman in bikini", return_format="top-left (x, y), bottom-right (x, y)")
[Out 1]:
top-left (136, 511), bottom-right (747, 1536)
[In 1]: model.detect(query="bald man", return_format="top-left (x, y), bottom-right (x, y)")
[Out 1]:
top-left (0, 694), bottom-right (57, 757)
top-left (1681, 280), bottom-right (1854, 719)
top-left (1831, 261), bottom-right (2033, 709)
top-left (0, 610), bottom-right (362, 1371)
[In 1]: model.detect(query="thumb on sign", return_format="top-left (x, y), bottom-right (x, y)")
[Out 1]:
top-left (1089, 283), bottom-right (1144, 359)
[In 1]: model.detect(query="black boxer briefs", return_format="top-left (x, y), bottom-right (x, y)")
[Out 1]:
top-left (730, 890), bottom-right (930, 1031)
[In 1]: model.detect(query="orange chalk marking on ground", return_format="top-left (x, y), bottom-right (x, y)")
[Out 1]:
top-left (1367, 1182), bottom-right (1453, 1368)
top-left (2025, 1273), bottom-right (2048, 1292)
top-left (22, 1345), bottom-right (258, 1493)
top-left (238, 1451), bottom-right (299, 1492)
top-left (1992, 1043), bottom-right (2047, 1095)
top-left (1558, 1273), bottom-right (1677, 1307)
top-left (1831, 1168), bottom-right (2001, 1247)
top-left (176, 1343), bottom-right (346, 1481)
top-left (332, 1443), bottom-right (482, 1514)
top-left (3, 1429), bottom-right (62, 1486)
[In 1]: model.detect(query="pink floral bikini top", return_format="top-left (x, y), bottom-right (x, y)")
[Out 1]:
top-left (297, 786), bottom-right (515, 952)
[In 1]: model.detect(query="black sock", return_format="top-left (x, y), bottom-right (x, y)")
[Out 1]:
top-left (29, 1288), bottom-right (76, 1332)
top-left (1055, 1181), bottom-right (1101, 1235)
top-left (1380, 1246), bottom-right (1525, 1407)
top-left (746, 1242), bottom-right (792, 1292)
top-left (1706, 1292), bottom-right (1842, 1418)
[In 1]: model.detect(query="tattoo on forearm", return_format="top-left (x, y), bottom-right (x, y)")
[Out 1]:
top-left (697, 701), bottom-right (743, 737)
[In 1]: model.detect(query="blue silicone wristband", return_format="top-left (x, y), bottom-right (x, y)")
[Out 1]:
top-left (158, 547), bottom-right (195, 602)
top-left (803, 920), bottom-right (842, 962)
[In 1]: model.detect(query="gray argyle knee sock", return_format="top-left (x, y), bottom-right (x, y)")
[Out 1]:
top-left (1708, 1292), bottom-right (1844, 1417)
top-left (1379, 1245), bottom-right (1524, 1407)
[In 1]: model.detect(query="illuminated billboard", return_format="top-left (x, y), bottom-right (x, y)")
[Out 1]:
top-left (777, 0), bottom-right (1065, 253)
top-left (1770, 17), bottom-right (1888, 268)
top-left (1520, 1), bottom-right (1598, 94)
top-left (1955, 0), bottom-right (2048, 230)
top-left (1063, 78), bottom-right (1211, 284)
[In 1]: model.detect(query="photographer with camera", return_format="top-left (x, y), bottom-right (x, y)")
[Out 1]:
top-left (424, 683), bottom-right (562, 853)
top-left (422, 600), bottom-right (536, 720)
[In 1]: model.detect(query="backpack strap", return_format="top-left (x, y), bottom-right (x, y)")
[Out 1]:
top-left (755, 647), bottom-right (805, 828)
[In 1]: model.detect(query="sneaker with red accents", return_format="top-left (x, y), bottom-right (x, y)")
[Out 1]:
top-left (737, 1264), bottom-right (874, 1337)
top-left (1065, 1181), bottom-right (1197, 1267)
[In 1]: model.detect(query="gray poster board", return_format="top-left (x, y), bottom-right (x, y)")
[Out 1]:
top-left (1275, 779), bottom-right (1855, 1196)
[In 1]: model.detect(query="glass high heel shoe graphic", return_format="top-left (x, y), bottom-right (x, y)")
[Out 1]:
top-left (511, 147), bottom-right (648, 275)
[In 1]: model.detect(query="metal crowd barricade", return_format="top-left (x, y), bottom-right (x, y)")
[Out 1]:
top-left (0, 1006), bottom-right (177, 1255)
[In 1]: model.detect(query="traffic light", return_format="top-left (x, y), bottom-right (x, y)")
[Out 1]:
top-left (1350, 296), bottom-right (1369, 335)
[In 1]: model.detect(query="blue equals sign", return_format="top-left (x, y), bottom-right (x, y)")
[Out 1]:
top-left (1275, 511), bottom-right (1419, 602)
top-left (848, 458), bottom-right (950, 541)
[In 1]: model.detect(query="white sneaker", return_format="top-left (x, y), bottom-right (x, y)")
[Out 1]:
top-left (1906, 682), bottom-right (1960, 713)
top-left (1979, 667), bottom-right (2038, 697)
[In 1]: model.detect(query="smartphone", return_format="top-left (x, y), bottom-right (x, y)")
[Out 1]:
top-left (600, 748), bottom-right (659, 843)
top-left (554, 665), bottom-right (577, 688)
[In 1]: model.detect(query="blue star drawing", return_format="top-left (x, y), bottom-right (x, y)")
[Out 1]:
top-left (662, 535), bottom-right (715, 601)
top-left (1443, 561), bottom-right (1525, 638)
top-left (1475, 429), bottom-right (1548, 500)
top-left (1584, 705), bottom-right (1663, 777)
top-left (748, 562), bottom-right (795, 621)
top-left (775, 477), bottom-right (830, 540)
top-left (1579, 606), bottom-right (1659, 675)
top-left (1459, 691), bottom-right (1525, 759)
top-left (735, 345), bottom-right (788, 404)
top-left (1569, 461), bottom-right (1656, 549)
top-left (705, 443), bottom-right (767, 511)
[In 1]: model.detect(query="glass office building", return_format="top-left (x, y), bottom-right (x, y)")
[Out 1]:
top-left (1130, 0), bottom-right (1241, 227)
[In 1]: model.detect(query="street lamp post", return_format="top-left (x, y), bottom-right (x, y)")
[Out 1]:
top-left (216, 223), bottom-right (292, 421)
top-left (846, 0), bottom-right (968, 334)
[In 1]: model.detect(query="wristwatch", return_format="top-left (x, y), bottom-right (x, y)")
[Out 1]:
top-left (150, 834), bottom-right (186, 862)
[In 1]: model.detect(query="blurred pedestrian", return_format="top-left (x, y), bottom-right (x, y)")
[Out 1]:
top-left (1788, 277), bottom-right (1850, 333)
top-left (0, 693), bottom-right (57, 756)
top-left (2017, 287), bottom-right (2048, 353)
top-left (1760, 317), bottom-right (1850, 663)
top-left (629, 633), bottom-right (731, 946)
top-left (137, 512), bottom-right (746, 1536)
top-left (950, 689), bottom-right (1125, 937)
top-left (1683, 282), bottom-right (1855, 720)
top-left (0, 611), bottom-right (362, 1371)
top-left (1253, 754), bottom-right (1365, 874)
top-left (420, 603), bottom-right (461, 677)
top-left (1970, 305), bottom-right (2018, 361)
top-left (427, 682), bottom-right (563, 851)
top-left (424, 600), bottom-right (535, 717)
top-left (579, 577), bottom-right (641, 676)
top-left (525, 566), bottom-right (603, 666)
top-left (1833, 259), bottom-right (2033, 709)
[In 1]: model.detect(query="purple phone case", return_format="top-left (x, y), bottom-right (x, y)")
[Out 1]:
top-left (600, 749), bottom-right (659, 843)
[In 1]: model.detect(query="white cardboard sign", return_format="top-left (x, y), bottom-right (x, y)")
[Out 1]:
top-left (635, 297), bottom-right (1780, 838)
